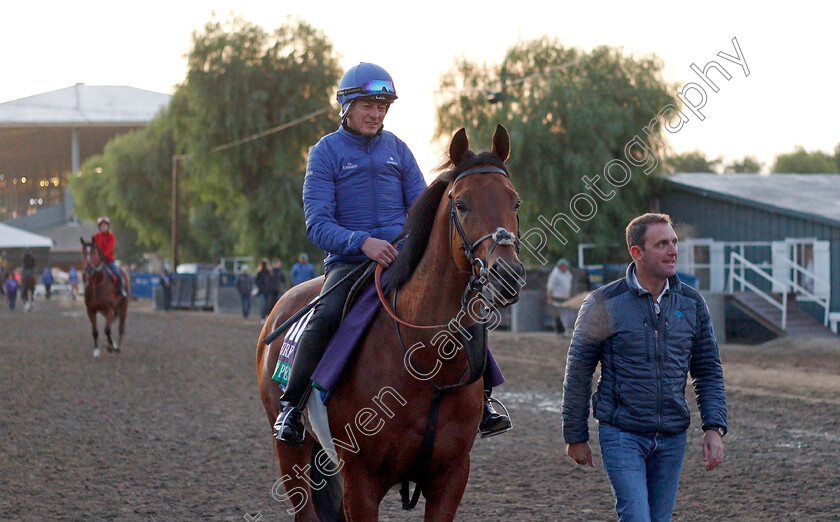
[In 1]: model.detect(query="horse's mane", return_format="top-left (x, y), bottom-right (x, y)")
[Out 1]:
top-left (384, 150), bottom-right (509, 291)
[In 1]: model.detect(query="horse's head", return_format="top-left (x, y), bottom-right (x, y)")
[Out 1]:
top-left (80, 237), bottom-right (102, 276)
top-left (445, 125), bottom-right (526, 307)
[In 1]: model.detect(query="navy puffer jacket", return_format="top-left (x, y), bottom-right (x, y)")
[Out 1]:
top-left (303, 125), bottom-right (427, 269)
top-left (562, 263), bottom-right (727, 444)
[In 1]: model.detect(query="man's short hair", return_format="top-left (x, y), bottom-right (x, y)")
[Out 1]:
top-left (625, 213), bottom-right (673, 251)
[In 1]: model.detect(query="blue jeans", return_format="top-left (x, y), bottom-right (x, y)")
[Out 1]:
top-left (104, 261), bottom-right (124, 293)
top-left (240, 294), bottom-right (251, 318)
top-left (260, 294), bottom-right (274, 320)
top-left (598, 422), bottom-right (687, 522)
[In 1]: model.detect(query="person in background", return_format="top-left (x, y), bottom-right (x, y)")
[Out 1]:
top-left (271, 258), bottom-right (287, 305)
top-left (42, 267), bottom-right (54, 300)
top-left (4, 273), bottom-right (20, 310)
top-left (291, 253), bottom-right (316, 287)
top-left (22, 248), bottom-right (35, 270)
top-left (546, 258), bottom-right (574, 335)
top-left (255, 258), bottom-right (275, 322)
top-left (0, 264), bottom-right (7, 302)
top-left (235, 266), bottom-right (254, 319)
top-left (67, 265), bottom-right (79, 301)
top-left (0, 251), bottom-right (8, 299)
top-left (160, 268), bottom-right (173, 312)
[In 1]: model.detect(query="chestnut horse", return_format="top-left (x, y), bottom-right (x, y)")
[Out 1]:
top-left (20, 269), bottom-right (37, 312)
top-left (80, 238), bottom-right (130, 358)
top-left (257, 125), bottom-right (525, 520)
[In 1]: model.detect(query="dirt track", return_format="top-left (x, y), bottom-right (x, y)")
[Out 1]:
top-left (2, 297), bottom-right (839, 521)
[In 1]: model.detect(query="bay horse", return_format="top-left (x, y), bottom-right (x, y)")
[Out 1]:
top-left (20, 269), bottom-right (37, 312)
top-left (257, 125), bottom-right (525, 520)
top-left (80, 237), bottom-right (130, 358)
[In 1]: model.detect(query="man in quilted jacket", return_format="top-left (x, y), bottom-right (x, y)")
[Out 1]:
top-left (562, 213), bottom-right (727, 521)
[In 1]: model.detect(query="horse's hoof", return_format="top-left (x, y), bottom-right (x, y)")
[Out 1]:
top-left (113, 346), bottom-right (120, 353)
top-left (93, 348), bottom-right (101, 358)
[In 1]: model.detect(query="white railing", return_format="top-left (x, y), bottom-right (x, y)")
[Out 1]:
top-left (728, 242), bottom-right (773, 291)
top-left (773, 255), bottom-right (831, 326)
top-left (728, 251), bottom-right (789, 330)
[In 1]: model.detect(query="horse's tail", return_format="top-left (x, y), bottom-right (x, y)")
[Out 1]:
top-left (310, 439), bottom-right (345, 521)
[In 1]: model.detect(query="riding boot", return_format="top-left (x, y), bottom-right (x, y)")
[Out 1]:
top-left (116, 275), bottom-right (127, 297)
top-left (274, 332), bottom-right (333, 446)
top-left (273, 262), bottom-right (362, 446)
top-left (479, 388), bottom-right (512, 438)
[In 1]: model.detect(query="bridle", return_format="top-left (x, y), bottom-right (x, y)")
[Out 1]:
top-left (447, 165), bottom-right (520, 290)
top-left (375, 164), bottom-right (521, 329)
top-left (82, 243), bottom-right (105, 280)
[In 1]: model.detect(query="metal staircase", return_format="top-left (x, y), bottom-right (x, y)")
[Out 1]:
top-left (727, 251), bottom-right (834, 338)
top-left (727, 291), bottom-right (834, 338)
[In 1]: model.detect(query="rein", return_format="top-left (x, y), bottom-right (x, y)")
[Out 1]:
top-left (374, 264), bottom-right (446, 329)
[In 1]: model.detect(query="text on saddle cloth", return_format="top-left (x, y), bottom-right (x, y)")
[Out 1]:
top-left (272, 304), bottom-right (316, 388)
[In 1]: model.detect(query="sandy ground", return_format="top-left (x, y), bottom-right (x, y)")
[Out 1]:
top-left (1, 296), bottom-right (839, 521)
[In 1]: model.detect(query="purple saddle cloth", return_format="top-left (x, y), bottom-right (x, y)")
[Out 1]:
top-left (310, 276), bottom-right (504, 402)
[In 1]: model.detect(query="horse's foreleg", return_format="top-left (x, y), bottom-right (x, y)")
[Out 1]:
top-left (273, 438), bottom-right (322, 522)
top-left (115, 301), bottom-right (127, 352)
top-left (103, 310), bottom-right (116, 352)
top-left (88, 310), bottom-right (100, 358)
top-left (421, 453), bottom-right (471, 522)
top-left (341, 467), bottom-right (385, 521)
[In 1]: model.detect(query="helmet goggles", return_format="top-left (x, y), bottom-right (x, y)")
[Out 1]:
top-left (336, 80), bottom-right (396, 99)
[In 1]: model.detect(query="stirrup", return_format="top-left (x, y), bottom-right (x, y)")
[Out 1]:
top-left (274, 405), bottom-right (306, 447)
top-left (479, 396), bottom-right (513, 439)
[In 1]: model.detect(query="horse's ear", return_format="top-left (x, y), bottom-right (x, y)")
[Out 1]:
top-left (80, 237), bottom-right (85, 245)
top-left (449, 128), bottom-right (469, 165)
top-left (491, 124), bottom-right (510, 163)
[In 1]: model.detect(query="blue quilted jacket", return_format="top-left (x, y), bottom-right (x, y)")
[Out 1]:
top-left (302, 125), bottom-right (427, 269)
top-left (562, 263), bottom-right (727, 443)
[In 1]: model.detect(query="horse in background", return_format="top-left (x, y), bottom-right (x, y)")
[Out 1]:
top-left (20, 269), bottom-right (37, 312)
top-left (257, 125), bottom-right (525, 520)
top-left (81, 237), bottom-right (130, 358)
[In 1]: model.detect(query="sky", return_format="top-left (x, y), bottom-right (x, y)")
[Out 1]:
top-left (2, 1), bottom-right (838, 177)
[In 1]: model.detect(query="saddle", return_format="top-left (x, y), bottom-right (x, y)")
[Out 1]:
top-left (271, 263), bottom-right (377, 392)
top-left (99, 266), bottom-right (123, 300)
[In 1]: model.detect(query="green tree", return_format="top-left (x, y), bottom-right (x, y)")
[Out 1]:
top-left (72, 15), bottom-right (342, 265)
top-left (72, 105), bottom-right (177, 262)
top-left (772, 146), bottom-right (839, 174)
top-left (836, 143), bottom-right (840, 172)
top-left (435, 38), bottom-right (676, 265)
top-left (176, 15), bottom-right (342, 262)
top-left (724, 156), bottom-right (763, 173)
top-left (665, 150), bottom-right (722, 174)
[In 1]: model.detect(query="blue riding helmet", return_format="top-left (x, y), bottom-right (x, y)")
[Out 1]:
top-left (337, 62), bottom-right (398, 117)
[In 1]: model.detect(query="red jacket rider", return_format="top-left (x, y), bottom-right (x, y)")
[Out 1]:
top-left (93, 229), bottom-right (116, 263)
top-left (92, 217), bottom-right (125, 296)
